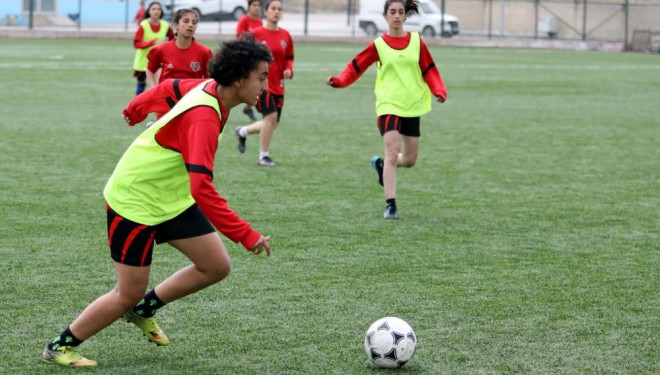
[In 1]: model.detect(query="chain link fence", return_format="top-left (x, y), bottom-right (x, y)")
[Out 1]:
top-left (1, 1), bottom-right (659, 51)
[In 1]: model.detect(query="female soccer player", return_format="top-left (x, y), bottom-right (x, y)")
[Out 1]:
top-left (327, 0), bottom-right (447, 220)
top-left (236, 0), bottom-right (263, 36)
top-left (132, 0), bottom-right (146, 25)
top-left (235, 0), bottom-right (294, 167)
top-left (236, 0), bottom-right (264, 121)
top-left (42, 34), bottom-right (273, 367)
top-left (146, 8), bottom-right (212, 88)
top-left (132, 1), bottom-right (174, 95)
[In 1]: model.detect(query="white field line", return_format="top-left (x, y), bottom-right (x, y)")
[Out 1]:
top-left (0, 61), bottom-right (658, 71)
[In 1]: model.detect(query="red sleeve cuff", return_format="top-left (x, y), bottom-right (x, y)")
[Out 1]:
top-left (240, 229), bottom-right (262, 249)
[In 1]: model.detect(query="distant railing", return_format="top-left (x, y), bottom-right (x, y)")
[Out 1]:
top-left (1, 0), bottom-right (659, 51)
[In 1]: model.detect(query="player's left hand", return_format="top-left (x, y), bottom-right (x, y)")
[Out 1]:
top-left (283, 69), bottom-right (293, 79)
top-left (249, 235), bottom-right (271, 256)
top-left (436, 95), bottom-right (445, 103)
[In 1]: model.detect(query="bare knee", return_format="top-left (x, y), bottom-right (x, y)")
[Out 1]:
top-left (266, 119), bottom-right (278, 130)
top-left (384, 155), bottom-right (398, 167)
top-left (400, 159), bottom-right (416, 168)
top-left (114, 287), bottom-right (147, 309)
top-left (199, 261), bottom-right (231, 284)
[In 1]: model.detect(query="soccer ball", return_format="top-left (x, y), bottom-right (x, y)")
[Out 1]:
top-left (364, 317), bottom-right (417, 369)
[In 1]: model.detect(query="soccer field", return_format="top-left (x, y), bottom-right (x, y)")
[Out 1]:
top-left (0, 38), bottom-right (658, 374)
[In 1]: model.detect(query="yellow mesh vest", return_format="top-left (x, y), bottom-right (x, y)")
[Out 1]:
top-left (132, 19), bottom-right (169, 71)
top-left (104, 80), bottom-right (221, 225)
top-left (373, 32), bottom-right (431, 117)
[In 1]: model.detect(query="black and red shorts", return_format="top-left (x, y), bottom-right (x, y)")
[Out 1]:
top-left (106, 204), bottom-right (215, 267)
top-left (377, 115), bottom-right (420, 137)
top-left (256, 91), bottom-right (284, 122)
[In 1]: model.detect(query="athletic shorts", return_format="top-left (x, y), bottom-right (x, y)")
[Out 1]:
top-left (133, 71), bottom-right (146, 80)
top-left (106, 203), bottom-right (215, 267)
top-left (377, 115), bottom-right (421, 137)
top-left (256, 91), bottom-right (284, 122)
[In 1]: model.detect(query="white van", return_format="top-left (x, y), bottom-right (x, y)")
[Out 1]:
top-left (165, 0), bottom-right (247, 21)
top-left (358, 0), bottom-right (459, 38)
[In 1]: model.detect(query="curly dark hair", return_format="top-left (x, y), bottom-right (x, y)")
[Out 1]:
top-left (209, 33), bottom-right (273, 87)
top-left (383, 0), bottom-right (419, 17)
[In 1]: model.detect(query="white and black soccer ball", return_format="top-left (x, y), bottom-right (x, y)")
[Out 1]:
top-left (364, 316), bottom-right (417, 369)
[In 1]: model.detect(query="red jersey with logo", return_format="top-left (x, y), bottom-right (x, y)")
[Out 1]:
top-left (147, 39), bottom-right (212, 83)
top-left (251, 26), bottom-right (294, 96)
top-left (236, 15), bottom-right (263, 36)
top-left (329, 32), bottom-right (446, 101)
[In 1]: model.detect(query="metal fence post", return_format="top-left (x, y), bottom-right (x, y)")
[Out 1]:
top-left (304, 0), bottom-right (309, 36)
top-left (534, 0), bottom-right (539, 39)
top-left (440, 0), bottom-right (446, 37)
top-left (28, 0), bottom-right (34, 30)
top-left (488, 0), bottom-right (493, 39)
top-left (77, 0), bottom-right (82, 31)
top-left (624, 0), bottom-right (629, 51)
top-left (582, 0), bottom-right (587, 41)
top-left (125, 0), bottom-right (130, 32)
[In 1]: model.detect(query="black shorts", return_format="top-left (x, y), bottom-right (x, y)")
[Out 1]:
top-left (377, 115), bottom-right (420, 137)
top-left (256, 91), bottom-right (284, 122)
top-left (106, 204), bottom-right (215, 267)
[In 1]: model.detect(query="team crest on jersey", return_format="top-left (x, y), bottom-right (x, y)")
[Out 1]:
top-left (190, 61), bottom-right (200, 72)
top-left (280, 40), bottom-right (288, 49)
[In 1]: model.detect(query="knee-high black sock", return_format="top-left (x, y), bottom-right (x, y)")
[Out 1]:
top-left (47, 326), bottom-right (83, 350)
top-left (132, 289), bottom-right (166, 318)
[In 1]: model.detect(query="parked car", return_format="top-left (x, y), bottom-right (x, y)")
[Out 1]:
top-left (164, 0), bottom-right (247, 21)
top-left (358, 0), bottom-right (459, 38)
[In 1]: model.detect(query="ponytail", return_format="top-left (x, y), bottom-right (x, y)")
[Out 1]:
top-left (383, 0), bottom-right (420, 17)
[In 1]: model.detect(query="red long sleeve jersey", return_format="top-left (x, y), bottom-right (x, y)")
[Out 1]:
top-left (147, 40), bottom-right (213, 83)
top-left (236, 15), bottom-right (263, 36)
top-left (330, 32), bottom-right (447, 101)
top-left (251, 26), bottom-right (294, 96)
top-left (123, 78), bottom-right (208, 124)
top-left (133, 22), bottom-right (175, 49)
top-left (124, 80), bottom-right (261, 249)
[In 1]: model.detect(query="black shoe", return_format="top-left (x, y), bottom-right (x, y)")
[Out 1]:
top-left (371, 156), bottom-right (384, 186)
top-left (383, 205), bottom-right (398, 220)
top-left (258, 155), bottom-right (276, 167)
top-left (243, 106), bottom-right (257, 121)
top-left (235, 126), bottom-right (246, 154)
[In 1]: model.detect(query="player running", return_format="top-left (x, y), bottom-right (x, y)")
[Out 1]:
top-left (132, 1), bottom-right (174, 95)
top-left (236, 0), bottom-right (264, 122)
top-left (42, 34), bottom-right (272, 367)
top-left (327, 0), bottom-right (447, 220)
top-left (235, 0), bottom-right (294, 167)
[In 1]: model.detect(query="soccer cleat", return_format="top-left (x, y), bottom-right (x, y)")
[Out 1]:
top-left (235, 126), bottom-right (247, 154)
top-left (384, 205), bottom-right (399, 220)
top-left (123, 310), bottom-right (170, 346)
top-left (371, 156), bottom-right (384, 186)
top-left (41, 345), bottom-right (97, 367)
top-left (243, 106), bottom-right (257, 121)
top-left (258, 156), bottom-right (276, 167)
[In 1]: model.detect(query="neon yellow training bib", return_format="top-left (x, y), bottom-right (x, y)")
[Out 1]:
top-left (373, 32), bottom-right (431, 117)
top-left (104, 80), bottom-right (221, 225)
top-left (132, 19), bottom-right (169, 72)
